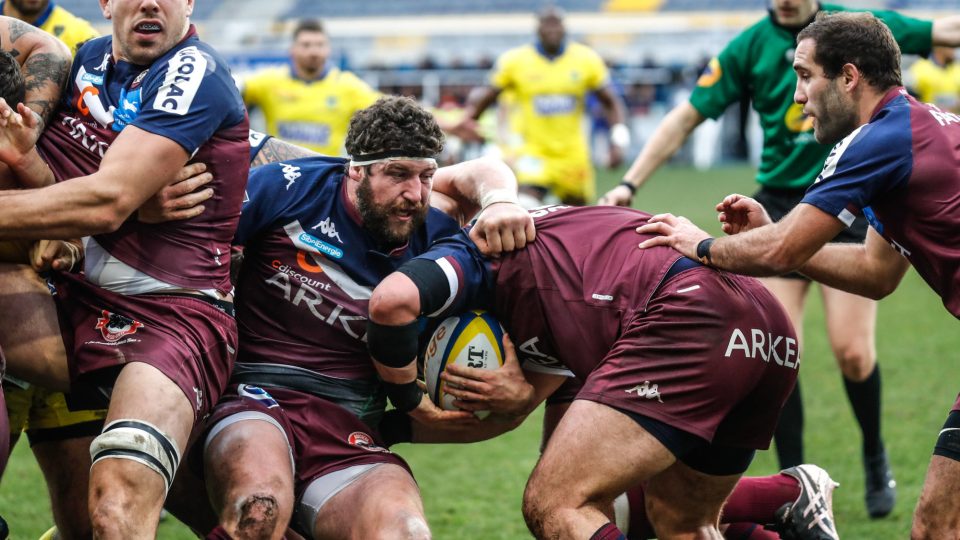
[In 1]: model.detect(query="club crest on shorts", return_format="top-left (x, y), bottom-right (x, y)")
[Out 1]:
top-left (347, 432), bottom-right (389, 453)
top-left (95, 310), bottom-right (144, 342)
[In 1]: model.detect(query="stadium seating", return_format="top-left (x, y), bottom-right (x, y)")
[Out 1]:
top-left (55, 0), bottom-right (224, 22)
top-left (281, 0), bottom-right (606, 18)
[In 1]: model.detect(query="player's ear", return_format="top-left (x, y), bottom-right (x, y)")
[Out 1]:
top-left (99, 0), bottom-right (111, 19)
top-left (347, 165), bottom-right (363, 182)
top-left (841, 63), bottom-right (859, 91)
top-left (185, 0), bottom-right (195, 17)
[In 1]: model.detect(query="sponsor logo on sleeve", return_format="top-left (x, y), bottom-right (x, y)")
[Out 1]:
top-left (696, 58), bottom-right (722, 88)
top-left (153, 46), bottom-right (208, 116)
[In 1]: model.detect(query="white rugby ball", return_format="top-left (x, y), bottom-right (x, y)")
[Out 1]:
top-left (423, 310), bottom-right (506, 416)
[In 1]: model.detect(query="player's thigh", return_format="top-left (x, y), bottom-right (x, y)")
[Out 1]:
top-left (0, 264), bottom-right (69, 391)
top-left (913, 455), bottom-right (960, 538)
top-left (758, 276), bottom-right (810, 342)
top-left (203, 414), bottom-right (295, 516)
top-left (529, 399), bottom-right (675, 508)
top-left (309, 463), bottom-right (425, 540)
top-left (104, 362), bottom-right (196, 453)
top-left (645, 461), bottom-right (740, 536)
top-left (820, 285), bottom-right (877, 365)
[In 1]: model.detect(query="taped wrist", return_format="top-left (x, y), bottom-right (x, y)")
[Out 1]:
top-left (366, 319), bottom-right (419, 368)
top-left (383, 381), bottom-right (423, 413)
top-left (397, 258), bottom-right (452, 317)
top-left (379, 408), bottom-right (414, 446)
top-left (480, 188), bottom-right (520, 210)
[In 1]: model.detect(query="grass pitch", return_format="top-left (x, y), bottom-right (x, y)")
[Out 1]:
top-left (1, 164), bottom-right (956, 539)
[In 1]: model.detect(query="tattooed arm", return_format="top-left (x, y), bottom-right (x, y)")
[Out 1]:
top-left (0, 15), bottom-right (71, 127)
top-left (250, 137), bottom-right (320, 167)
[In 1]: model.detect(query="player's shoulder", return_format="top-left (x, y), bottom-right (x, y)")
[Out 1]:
top-left (565, 41), bottom-right (603, 61)
top-left (499, 44), bottom-right (535, 65)
top-left (45, 6), bottom-right (99, 45)
top-left (246, 65), bottom-right (292, 84)
top-left (252, 156), bottom-right (347, 185)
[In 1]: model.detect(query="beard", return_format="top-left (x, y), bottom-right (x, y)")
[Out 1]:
top-left (813, 83), bottom-right (860, 146)
top-left (356, 176), bottom-right (428, 247)
top-left (8, 0), bottom-right (46, 17)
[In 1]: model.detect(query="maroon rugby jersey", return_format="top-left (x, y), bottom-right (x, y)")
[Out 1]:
top-left (406, 206), bottom-right (798, 380)
top-left (37, 27), bottom-right (248, 294)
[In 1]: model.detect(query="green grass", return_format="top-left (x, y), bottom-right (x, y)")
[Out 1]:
top-left (2, 164), bottom-right (957, 539)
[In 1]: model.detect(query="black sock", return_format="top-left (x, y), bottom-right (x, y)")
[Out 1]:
top-left (844, 364), bottom-right (883, 457)
top-left (774, 382), bottom-right (804, 468)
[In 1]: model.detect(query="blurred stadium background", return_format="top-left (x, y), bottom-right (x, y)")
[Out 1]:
top-left (1, 1), bottom-right (958, 538)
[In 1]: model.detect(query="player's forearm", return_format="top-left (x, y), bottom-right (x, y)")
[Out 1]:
top-left (9, 148), bottom-right (55, 188)
top-left (622, 101), bottom-right (703, 189)
top-left (464, 87), bottom-right (500, 120)
top-left (437, 157), bottom-right (519, 218)
top-left (411, 413), bottom-right (526, 444)
top-left (708, 226), bottom-right (813, 276)
top-left (0, 174), bottom-right (132, 239)
top-left (798, 243), bottom-right (906, 300)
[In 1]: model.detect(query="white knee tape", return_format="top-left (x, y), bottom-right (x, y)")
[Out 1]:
top-left (90, 419), bottom-right (181, 492)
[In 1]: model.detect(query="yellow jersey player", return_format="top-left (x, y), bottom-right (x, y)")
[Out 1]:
top-left (458, 6), bottom-right (629, 206)
top-left (243, 19), bottom-right (380, 156)
top-left (1, 0), bottom-right (98, 55)
top-left (907, 46), bottom-right (960, 113)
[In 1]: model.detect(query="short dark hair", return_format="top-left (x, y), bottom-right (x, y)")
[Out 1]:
top-left (345, 96), bottom-right (444, 159)
top-left (0, 50), bottom-right (25, 106)
top-left (293, 19), bottom-right (324, 40)
top-left (797, 11), bottom-right (901, 90)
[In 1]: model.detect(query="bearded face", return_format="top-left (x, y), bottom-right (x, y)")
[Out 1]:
top-left (355, 170), bottom-right (430, 247)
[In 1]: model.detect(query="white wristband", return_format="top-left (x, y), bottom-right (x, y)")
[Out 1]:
top-left (480, 188), bottom-right (520, 209)
top-left (611, 123), bottom-right (631, 149)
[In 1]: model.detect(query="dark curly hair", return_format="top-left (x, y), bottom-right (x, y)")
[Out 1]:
top-left (0, 50), bottom-right (25, 107)
top-left (797, 11), bottom-right (901, 91)
top-left (345, 95), bottom-right (444, 159)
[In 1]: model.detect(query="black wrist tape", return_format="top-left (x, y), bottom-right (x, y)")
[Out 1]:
top-left (383, 381), bottom-right (423, 413)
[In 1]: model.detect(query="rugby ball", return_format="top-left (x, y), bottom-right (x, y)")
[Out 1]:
top-left (423, 310), bottom-right (506, 416)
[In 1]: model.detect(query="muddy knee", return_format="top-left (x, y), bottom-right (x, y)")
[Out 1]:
top-left (232, 494), bottom-right (280, 540)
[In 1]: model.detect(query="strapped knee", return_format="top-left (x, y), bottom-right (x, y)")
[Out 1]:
top-left (934, 410), bottom-right (960, 462)
top-left (89, 419), bottom-right (181, 493)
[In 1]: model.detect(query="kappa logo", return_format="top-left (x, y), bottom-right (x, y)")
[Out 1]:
top-left (347, 432), bottom-right (389, 453)
top-left (95, 310), bottom-right (144, 342)
top-left (625, 381), bottom-right (663, 402)
top-left (94, 53), bottom-right (111, 72)
top-left (279, 163), bottom-right (301, 189)
top-left (311, 217), bottom-right (343, 243)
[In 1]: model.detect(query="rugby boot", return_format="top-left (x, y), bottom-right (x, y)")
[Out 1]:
top-left (769, 464), bottom-right (840, 540)
top-left (864, 449), bottom-right (896, 518)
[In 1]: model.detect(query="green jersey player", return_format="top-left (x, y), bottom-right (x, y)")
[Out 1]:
top-left (601, 0), bottom-right (960, 519)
